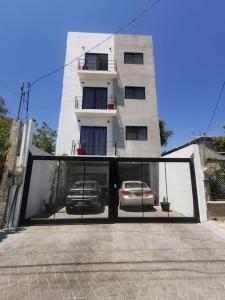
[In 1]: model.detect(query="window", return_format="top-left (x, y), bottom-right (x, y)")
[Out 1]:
top-left (124, 52), bottom-right (143, 64)
top-left (80, 126), bottom-right (107, 155)
top-left (74, 174), bottom-right (107, 186)
top-left (125, 182), bottom-right (148, 188)
top-left (125, 87), bottom-right (145, 99)
top-left (83, 87), bottom-right (107, 109)
top-left (85, 53), bottom-right (108, 70)
top-left (126, 127), bottom-right (147, 141)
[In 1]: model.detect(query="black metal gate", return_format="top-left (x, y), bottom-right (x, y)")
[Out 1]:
top-left (19, 153), bottom-right (200, 225)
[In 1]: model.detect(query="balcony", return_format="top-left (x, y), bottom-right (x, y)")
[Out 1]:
top-left (77, 59), bottom-right (117, 80)
top-left (71, 140), bottom-right (117, 157)
top-left (74, 96), bottom-right (117, 117)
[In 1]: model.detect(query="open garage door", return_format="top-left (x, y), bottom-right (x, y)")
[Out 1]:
top-left (19, 155), bottom-right (199, 224)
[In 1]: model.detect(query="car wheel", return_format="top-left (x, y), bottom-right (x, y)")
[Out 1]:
top-left (99, 206), bottom-right (105, 213)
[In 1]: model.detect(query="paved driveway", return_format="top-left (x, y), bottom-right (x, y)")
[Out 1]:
top-left (1, 222), bottom-right (225, 299)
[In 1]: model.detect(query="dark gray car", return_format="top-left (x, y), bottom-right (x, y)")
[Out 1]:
top-left (65, 181), bottom-right (103, 214)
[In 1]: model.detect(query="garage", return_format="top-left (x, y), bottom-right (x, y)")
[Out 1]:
top-left (19, 154), bottom-right (200, 224)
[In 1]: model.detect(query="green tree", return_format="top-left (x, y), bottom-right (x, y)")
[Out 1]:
top-left (159, 120), bottom-right (173, 147)
top-left (0, 118), bottom-right (11, 159)
top-left (0, 98), bottom-right (11, 164)
top-left (212, 124), bottom-right (225, 152)
top-left (33, 122), bottom-right (57, 154)
top-left (0, 97), bottom-right (8, 117)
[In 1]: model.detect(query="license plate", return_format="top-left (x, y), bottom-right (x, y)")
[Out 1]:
top-left (77, 201), bottom-right (83, 205)
top-left (135, 192), bottom-right (142, 196)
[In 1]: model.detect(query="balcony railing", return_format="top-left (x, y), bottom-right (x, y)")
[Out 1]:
top-left (74, 96), bottom-right (117, 110)
top-left (78, 59), bottom-right (117, 72)
top-left (71, 140), bottom-right (118, 156)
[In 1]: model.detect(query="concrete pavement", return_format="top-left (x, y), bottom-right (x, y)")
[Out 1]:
top-left (1, 222), bottom-right (225, 299)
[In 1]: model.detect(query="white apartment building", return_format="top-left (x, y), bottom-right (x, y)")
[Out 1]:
top-left (56, 32), bottom-right (161, 157)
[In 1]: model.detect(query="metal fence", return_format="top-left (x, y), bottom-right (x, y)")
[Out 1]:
top-left (207, 161), bottom-right (225, 200)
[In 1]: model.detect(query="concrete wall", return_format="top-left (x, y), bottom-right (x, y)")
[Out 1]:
top-left (25, 146), bottom-right (55, 219)
top-left (163, 144), bottom-right (207, 222)
top-left (5, 121), bottom-right (35, 227)
top-left (0, 120), bottom-right (20, 228)
top-left (114, 34), bottom-right (161, 157)
top-left (159, 162), bottom-right (194, 217)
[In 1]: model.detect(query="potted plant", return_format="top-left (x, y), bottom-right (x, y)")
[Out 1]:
top-left (160, 196), bottom-right (170, 212)
top-left (77, 141), bottom-right (85, 155)
top-left (107, 103), bottom-right (114, 110)
top-left (43, 200), bottom-right (53, 213)
top-left (82, 63), bottom-right (88, 70)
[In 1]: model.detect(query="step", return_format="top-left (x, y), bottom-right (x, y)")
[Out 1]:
top-left (207, 201), bottom-right (225, 218)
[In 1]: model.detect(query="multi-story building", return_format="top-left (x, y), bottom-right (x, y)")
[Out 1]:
top-left (56, 32), bottom-right (161, 157)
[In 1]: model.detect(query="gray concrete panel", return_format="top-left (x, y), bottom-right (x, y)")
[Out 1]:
top-left (114, 34), bottom-right (161, 157)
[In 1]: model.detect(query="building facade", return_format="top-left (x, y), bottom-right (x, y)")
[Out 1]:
top-left (56, 32), bottom-right (161, 157)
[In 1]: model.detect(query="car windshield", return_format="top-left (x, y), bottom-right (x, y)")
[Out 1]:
top-left (73, 182), bottom-right (96, 189)
top-left (124, 182), bottom-right (148, 189)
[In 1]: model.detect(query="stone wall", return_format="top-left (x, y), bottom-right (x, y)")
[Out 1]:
top-left (0, 120), bottom-right (21, 228)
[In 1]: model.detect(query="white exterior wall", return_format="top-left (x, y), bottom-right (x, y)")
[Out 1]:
top-left (163, 144), bottom-right (207, 222)
top-left (56, 32), bottom-right (115, 155)
top-left (25, 146), bottom-right (55, 219)
top-left (159, 162), bottom-right (194, 217)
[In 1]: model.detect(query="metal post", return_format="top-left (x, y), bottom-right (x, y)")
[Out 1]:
top-left (54, 160), bottom-right (61, 219)
top-left (25, 82), bottom-right (31, 120)
top-left (141, 161), bottom-right (144, 218)
top-left (17, 83), bottom-right (24, 120)
top-left (164, 162), bottom-right (169, 217)
top-left (114, 142), bottom-right (117, 156)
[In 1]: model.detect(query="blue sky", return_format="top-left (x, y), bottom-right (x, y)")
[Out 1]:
top-left (0, 0), bottom-right (225, 150)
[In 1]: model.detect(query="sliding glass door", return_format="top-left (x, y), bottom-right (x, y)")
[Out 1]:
top-left (80, 126), bottom-right (107, 156)
top-left (82, 87), bottom-right (107, 109)
top-left (85, 53), bottom-right (108, 70)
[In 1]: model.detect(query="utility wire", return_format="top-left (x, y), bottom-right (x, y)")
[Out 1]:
top-left (31, 0), bottom-right (161, 87)
top-left (206, 80), bottom-right (225, 134)
top-left (0, 80), bottom-right (19, 97)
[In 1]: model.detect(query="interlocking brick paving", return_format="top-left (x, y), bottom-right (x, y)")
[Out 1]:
top-left (1, 223), bottom-right (225, 299)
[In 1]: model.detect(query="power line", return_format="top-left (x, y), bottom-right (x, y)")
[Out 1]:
top-left (206, 80), bottom-right (225, 134)
top-left (31, 0), bottom-right (161, 87)
top-left (17, 82), bottom-right (31, 120)
top-left (0, 80), bottom-right (19, 97)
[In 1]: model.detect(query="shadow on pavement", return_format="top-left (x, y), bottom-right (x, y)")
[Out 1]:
top-left (0, 227), bottom-right (26, 244)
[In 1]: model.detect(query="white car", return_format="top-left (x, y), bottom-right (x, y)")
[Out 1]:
top-left (119, 181), bottom-right (154, 208)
